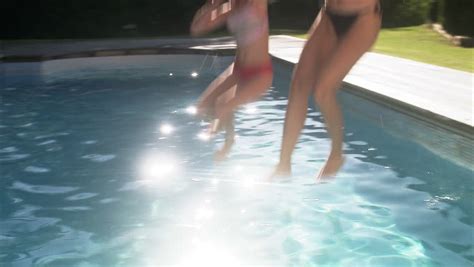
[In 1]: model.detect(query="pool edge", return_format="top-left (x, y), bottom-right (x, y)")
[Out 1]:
top-left (3, 39), bottom-right (473, 170)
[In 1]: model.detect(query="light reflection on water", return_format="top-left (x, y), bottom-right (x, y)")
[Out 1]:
top-left (159, 123), bottom-right (175, 136)
top-left (137, 152), bottom-right (180, 184)
top-left (0, 55), bottom-right (472, 267)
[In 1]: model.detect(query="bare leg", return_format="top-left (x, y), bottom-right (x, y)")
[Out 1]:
top-left (214, 86), bottom-right (236, 161)
top-left (314, 10), bottom-right (381, 179)
top-left (214, 112), bottom-right (235, 161)
top-left (214, 72), bottom-right (272, 160)
top-left (197, 63), bottom-right (237, 118)
top-left (273, 12), bottom-right (337, 176)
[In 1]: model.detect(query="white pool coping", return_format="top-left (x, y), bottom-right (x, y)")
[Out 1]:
top-left (268, 35), bottom-right (473, 128)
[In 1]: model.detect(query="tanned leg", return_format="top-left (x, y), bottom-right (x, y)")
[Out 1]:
top-left (314, 10), bottom-right (381, 179)
top-left (273, 12), bottom-right (337, 177)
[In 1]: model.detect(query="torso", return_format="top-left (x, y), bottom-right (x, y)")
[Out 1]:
top-left (227, 0), bottom-right (270, 67)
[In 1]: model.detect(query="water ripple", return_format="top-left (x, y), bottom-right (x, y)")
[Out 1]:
top-left (37, 140), bottom-right (57, 146)
top-left (66, 193), bottom-right (99, 201)
top-left (10, 181), bottom-right (79, 194)
top-left (0, 147), bottom-right (18, 153)
top-left (2, 55), bottom-right (472, 267)
top-left (81, 154), bottom-right (116, 162)
top-left (24, 166), bottom-right (50, 173)
top-left (0, 154), bottom-right (30, 162)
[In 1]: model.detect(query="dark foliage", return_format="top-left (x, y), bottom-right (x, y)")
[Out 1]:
top-left (380, 0), bottom-right (432, 28)
top-left (2, 0), bottom-right (202, 39)
top-left (442, 0), bottom-right (473, 37)
top-left (1, 0), bottom-right (471, 39)
top-left (268, 0), bottom-right (321, 30)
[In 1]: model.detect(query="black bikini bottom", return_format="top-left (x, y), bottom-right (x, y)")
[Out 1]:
top-left (325, 1), bottom-right (381, 39)
top-left (326, 10), bottom-right (358, 39)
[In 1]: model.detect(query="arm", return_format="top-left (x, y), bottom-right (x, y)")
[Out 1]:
top-left (190, 0), bottom-right (232, 36)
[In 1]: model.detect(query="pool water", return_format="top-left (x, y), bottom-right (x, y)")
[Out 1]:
top-left (1, 55), bottom-right (473, 266)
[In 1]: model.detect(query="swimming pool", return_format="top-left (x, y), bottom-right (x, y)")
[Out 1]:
top-left (1, 54), bottom-right (473, 266)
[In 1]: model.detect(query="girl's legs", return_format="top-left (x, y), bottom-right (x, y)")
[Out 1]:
top-left (314, 9), bottom-right (381, 179)
top-left (196, 63), bottom-right (237, 161)
top-left (201, 61), bottom-right (272, 161)
top-left (273, 11), bottom-right (337, 176)
top-left (214, 87), bottom-right (236, 161)
top-left (214, 112), bottom-right (235, 161)
top-left (197, 63), bottom-right (237, 118)
top-left (214, 71), bottom-right (273, 160)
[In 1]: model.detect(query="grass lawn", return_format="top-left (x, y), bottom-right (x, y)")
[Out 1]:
top-left (272, 25), bottom-right (473, 73)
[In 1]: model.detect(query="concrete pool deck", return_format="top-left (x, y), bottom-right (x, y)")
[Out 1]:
top-left (2, 36), bottom-right (473, 131)
top-left (268, 36), bottom-right (473, 133)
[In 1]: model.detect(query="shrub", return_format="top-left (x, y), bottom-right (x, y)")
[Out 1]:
top-left (381, 0), bottom-right (432, 27)
top-left (269, 0), bottom-right (320, 29)
top-left (443, 0), bottom-right (473, 36)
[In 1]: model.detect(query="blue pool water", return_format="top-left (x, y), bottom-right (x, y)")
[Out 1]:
top-left (1, 55), bottom-right (473, 266)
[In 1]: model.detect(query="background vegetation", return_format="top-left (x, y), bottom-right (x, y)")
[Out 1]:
top-left (2, 0), bottom-right (472, 39)
top-left (441, 0), bottom-right (473, 36)
top-left (381, 0), bottom-right (432, 27)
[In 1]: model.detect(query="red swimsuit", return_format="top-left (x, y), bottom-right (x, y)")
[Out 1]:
top-left (234, 60), bottom-right (273, 81)
top-left (227, 2), bottom-right (273, 81)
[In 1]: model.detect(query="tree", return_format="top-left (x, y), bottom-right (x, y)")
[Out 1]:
top-left (443, 0), bottom-right (473, 36)
top-left (381, 0), bottom-right (432, 27)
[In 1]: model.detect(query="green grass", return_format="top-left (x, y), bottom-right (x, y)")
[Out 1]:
top-left (272, 26), bottom-right (473, 73)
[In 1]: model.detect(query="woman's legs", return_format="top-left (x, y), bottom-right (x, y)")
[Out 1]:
top-left (314, 10), bottom-right (381, 179)
top-left (213, 112), bottom-right (235, 161)
top-left (197, 63), bottom-right (237, 118)
top-left (274, 11), bottom-right (337, 175)
top-left (214, 87), bottom-right (236, 161)
top-left (213, 71), bottom-right (272, 159)
top-left (204, 63), bottom-right (272, 161)
top-left (196, 63), bottom-right (237, 160)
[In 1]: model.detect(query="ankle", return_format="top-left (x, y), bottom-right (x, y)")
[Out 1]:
top-left (329, 150), bottom-right (343, 160)
top-left (278, 159), bottom-right (291, 169)
top-left (225, 136), bottom-right (235, 144)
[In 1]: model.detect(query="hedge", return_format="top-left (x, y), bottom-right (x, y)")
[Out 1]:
top-left (2, 0), bottom-right (471, 39)
top-left (442, 0), bottom-right (473, 37)
top-left (381, 0), bottom-right (432, 28)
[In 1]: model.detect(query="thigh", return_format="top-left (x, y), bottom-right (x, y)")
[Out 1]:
top-left (197, 63), bottom-right (238, 108)
top-left (216, 84), bottom-right (237, 106)
top-left (227, 72), bottom-right (273, 108)
top-left (197, 63), bottom-right (237, 116)
top-left (292, 11), bottom-right (337, 90)
top-left (314, 11), bottom-right (381, 93)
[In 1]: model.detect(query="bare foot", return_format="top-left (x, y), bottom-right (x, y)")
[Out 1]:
top-left (269, 162), bottom-right (292, 180)
top-left (214, 138), bottom-right (234, 162)
top-left (317, 153), bottom-right (345, 181)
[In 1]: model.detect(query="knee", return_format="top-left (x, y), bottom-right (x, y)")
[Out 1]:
top-left (291, 77), bottom-right (313, 96)
top-left (314, 88), bottom-right (336, 105)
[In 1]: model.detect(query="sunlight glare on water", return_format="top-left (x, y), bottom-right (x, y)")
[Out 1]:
top-left (1, 55), bottom-right (472, 267)
top-left (177, 243), bottom-right (241, 267)
top-left (138, 152), bottom-right (180, 184)
top-left (185, 105), bottom-right (197, 115)
top-left (197, 131), bottom-right (212, 141)
top-left (160, 123), bottom-right (175, 135)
